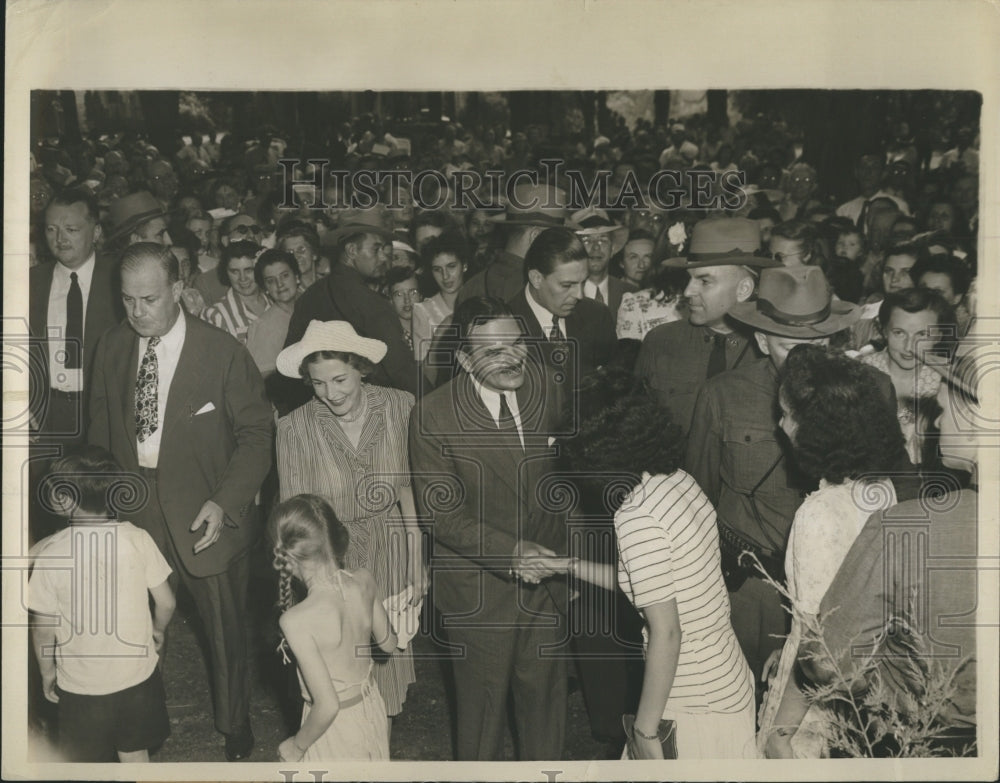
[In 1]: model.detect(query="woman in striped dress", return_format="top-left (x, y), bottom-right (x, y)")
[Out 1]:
top-left (202, 241), bottom-right (269, 343)
top-left (557, 368), bottom-right (757, 759)
top-left (274, 321), bottom-right (426, 728)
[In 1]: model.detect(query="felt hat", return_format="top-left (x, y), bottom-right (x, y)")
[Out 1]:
top-left (489, 184), bottom-right (579, 229)
top-left (320, 207), bottom-right (394, 248)
top-left (662, 217), bottom-right (780, 270)
top-left (729, 265), bottom-right (862, 337)
top-left (571, 206), bottom-right (629, 255)
top-left (276, 320), bottom-right (387, 378)
top-left (106, 191), bottom-right (166, 241)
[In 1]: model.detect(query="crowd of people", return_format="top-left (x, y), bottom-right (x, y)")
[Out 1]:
top-left (25, 97), bottom-right (983, 764)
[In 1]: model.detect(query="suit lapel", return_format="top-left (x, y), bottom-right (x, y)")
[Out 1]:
top-left (162, 314), bottom-right (207, 435)
top-left (117, 328), bottom-right (141, 463)
top-left (453, 374), bottom-right (523, 496)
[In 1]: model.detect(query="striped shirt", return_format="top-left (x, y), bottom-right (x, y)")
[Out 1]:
top-left (616, 470), bottom-right (754, 715)
top-left (202, 287), bottom-right (268, 344)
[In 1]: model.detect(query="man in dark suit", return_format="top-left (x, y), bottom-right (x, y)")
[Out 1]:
top-left (506, 227), bottom-right (617, 419)
top-left (507, 227), bottom-right (637, 751)
top-left (29, 186), bottom-right (123, 448)
top-left (88, 243), bottom-right (273, 761)
top-left (284, 208), bottom-right (418, 400)
top-left (409, 297), bottom-right (570, 761)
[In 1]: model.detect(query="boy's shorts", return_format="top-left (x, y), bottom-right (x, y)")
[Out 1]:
top-left (56, 667), bottom-right (170, 762)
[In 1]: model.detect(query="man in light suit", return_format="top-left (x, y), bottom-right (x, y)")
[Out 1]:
top-left (88, 243), bottom-right (273, 761)
top-left (409, 296), bottom-right (570, 761)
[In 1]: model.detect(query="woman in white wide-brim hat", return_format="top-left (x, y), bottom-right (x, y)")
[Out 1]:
top-left (274, 320), bottom-right (426, 730)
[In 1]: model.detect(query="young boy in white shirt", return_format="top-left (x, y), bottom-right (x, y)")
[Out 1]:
top-left (29, 446), bottom-right (175, 762)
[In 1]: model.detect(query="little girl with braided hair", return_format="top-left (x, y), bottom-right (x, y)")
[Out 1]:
top-left (271, 494), bottom-right (397, 762)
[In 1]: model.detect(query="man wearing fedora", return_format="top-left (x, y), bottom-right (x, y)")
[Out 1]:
top-left (684, 264), bottom-right (863, 688)
top-left (457, 184), bottom-right (578, 306)
top-left (635, 217), bottom-right (780, 435)
top-left (105, 190), bottom-right (173, 251)
top-left (284, 207), bottom-right (419, 398)
top-left (88, 242), bottom-right (273, 760)
top-left (571, 206), bottom-right (636, 321)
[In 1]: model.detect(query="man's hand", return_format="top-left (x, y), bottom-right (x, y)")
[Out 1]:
top-left (190, 499), bottom-right (228, 554)
top-left (512, 541), bottom-right (558, 584)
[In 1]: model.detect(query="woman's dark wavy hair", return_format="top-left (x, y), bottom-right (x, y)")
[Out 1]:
top-left (558, 366), bottom-right (684, 510)
top-left (780, 344), bottom-right (904, 484)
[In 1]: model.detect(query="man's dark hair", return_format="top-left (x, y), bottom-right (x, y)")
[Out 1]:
top-left (120, 242), bottom-right (179, 284)
top-left (524, 228), bottom-right (587, 276)
top-left (254, 248), bottom-right (300, 289)
top-left (47, 445), bottom-right (126, 517)
top-left (47, 185), bottom-right (100, 223)
top-left (877, 286), bottom-right (954, 331)
top-left (884, 241), bottom-right (920, 260)
top-left (780, 344), bottom-right (905, 484)
top-left (910, 253), bottom-right (971, 299)
top-left (452, 296), bottom-right (516, 351)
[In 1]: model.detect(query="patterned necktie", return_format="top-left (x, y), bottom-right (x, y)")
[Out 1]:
top-left (706, 333), bottom-right (727, 379)
top-left (594, 286), bottom-right (605, 305)
top-left (65, 272), bottom-right (83, 369)
top-left (549, 315), bottom-right (562, 342)
top-left (135, 336), bottom-right (161, 442)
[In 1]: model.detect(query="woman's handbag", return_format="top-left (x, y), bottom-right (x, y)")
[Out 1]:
top-left (622, 714), bottom-right (678, 759)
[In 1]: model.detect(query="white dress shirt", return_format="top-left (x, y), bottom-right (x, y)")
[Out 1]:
top-left (582, 277), bottom-right (609, 304)
top-left (471, 374), bottom-right (524, 450)
top-left (47, 253), bottom-right (96, 392)
top-left (136, 310), bottom-right (187, 468)
top-left (524, 283), bottom-right (565, 339)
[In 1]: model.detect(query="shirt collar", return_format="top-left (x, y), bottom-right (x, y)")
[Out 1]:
top-left (53, 252), bottom-right (96, 286)
top-left (469, 372), bottom-right (520, 422)
top-left (141, 306), bottom-right (187, 352)
top-left (524, 283), bottom-right (562, 334)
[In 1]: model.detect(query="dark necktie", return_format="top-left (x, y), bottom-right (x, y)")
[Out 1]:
top-left (498, 392), bottom-right (522, 449)
top-left (135, 337), bottom-right (161, 442)
top-left (706, 333), bottom-right (727, 379)
top-left (65, 272), bottom-right (83, 370)
top-left (549, 315), bottom-right (562, 342)
top-left (856, 199), bottom-right (872, 233)
top-left (594, 286), bottom-right (605, 305)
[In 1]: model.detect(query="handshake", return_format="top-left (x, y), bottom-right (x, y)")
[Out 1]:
top-left (509, 541), bottom-right (576, 585)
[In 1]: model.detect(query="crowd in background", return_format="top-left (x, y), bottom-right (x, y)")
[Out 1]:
top-left (26, 92), bottom-right (983, 763)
